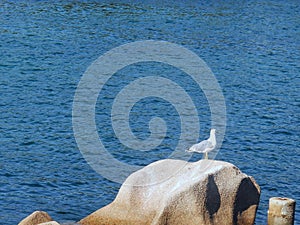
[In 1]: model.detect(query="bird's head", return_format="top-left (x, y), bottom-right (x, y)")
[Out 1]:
top-left (210, 128), bottom-right (216, 135)
top-left (185, 147), bottom-right (193, 153)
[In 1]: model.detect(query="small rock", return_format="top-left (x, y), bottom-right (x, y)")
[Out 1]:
top-left (18, 211), bottom-right (52, 225)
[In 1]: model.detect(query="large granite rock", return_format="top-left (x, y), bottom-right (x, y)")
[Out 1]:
top-left (79, 159), bottom-right (260, 225)
top-left (18, 211), bottom-right (53, 225)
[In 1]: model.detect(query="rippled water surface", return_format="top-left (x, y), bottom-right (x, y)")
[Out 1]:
top-left (0, 1), bottom-right (299, 224)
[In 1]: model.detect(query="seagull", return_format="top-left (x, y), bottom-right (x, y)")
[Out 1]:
top-left (186, 129), bottom-right (216, 159)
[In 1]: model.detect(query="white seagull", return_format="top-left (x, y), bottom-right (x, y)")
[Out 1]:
top-left (186, 129), bottom-right (216, 159)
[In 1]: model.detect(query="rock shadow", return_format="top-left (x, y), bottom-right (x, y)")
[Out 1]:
top-left (233, 177), bottom-right (260, 225)
top-left (205, 175), bottom-right (221, 220)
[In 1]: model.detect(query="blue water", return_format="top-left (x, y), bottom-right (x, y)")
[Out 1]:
top-left (0, 1), bottom-right (299, 224)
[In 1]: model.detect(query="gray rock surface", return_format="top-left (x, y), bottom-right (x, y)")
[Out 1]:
top-left (37, 221), bottom-right (60, 225)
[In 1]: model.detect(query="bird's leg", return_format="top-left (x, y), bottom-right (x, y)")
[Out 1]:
top-left (204, 152), bottom-right (208, 160)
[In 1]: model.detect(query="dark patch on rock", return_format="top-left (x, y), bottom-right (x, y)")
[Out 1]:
top-left (205, 175), bottom-right (221, 219)
top-left (233, 177), bottom-right (260, 225)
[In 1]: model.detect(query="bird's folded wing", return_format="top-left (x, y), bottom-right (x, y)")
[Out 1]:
top-left (195, 140), bottom-right (213, 151)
